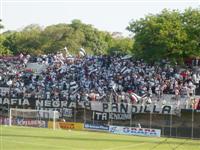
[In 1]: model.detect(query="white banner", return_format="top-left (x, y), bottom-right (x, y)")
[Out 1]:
top-left (0, 97), bottom-right (180, 115)
top-left (91, 102), bottom-right (179, 115)
top-left (109, 125), bottom-right (161, 137)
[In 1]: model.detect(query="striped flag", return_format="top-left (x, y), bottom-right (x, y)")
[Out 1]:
top-left (120, 66), bottom-right (131, 74)
top-left (79, 48), bottom-right (87, 57)
top-left (69, 81), bottom-right (79, 92)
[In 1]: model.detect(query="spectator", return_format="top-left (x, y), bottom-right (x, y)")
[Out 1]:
top-left (0, 54), bottom-right (199, 106)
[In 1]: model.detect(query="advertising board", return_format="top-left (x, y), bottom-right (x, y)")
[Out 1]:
top-left (109, 125), bottom-right (161, 137)
top-left (84, 123), bottom-right (109, 131)
top-left (48, 121), bottom-right (84, 130)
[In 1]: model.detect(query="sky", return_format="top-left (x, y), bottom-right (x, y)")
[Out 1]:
top-left (0, 0), bottom-right (200, 36)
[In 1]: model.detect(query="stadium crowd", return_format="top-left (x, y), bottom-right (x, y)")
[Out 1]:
top-left (0, 53), bottom-right (199, 105)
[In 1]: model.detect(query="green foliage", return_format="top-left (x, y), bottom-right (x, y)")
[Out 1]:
top-left (108, 37), bottom-right (134, 55)
top-left (127, 8), bottom-right (200, 63)
top-left (1, 19), bottom-right (132, 56)
top-left (182, 8), bottom-right (200, 57)
top-left (0, 36), bottom-right (12, 56)
top-left (0, 20), bottom-right (12, 56)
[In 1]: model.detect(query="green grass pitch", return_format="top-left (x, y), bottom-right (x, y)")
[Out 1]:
top-left (0, 126), bottom-right (200, 150)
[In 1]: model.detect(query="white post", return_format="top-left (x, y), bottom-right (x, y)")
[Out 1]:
top-left (9, 108), bottom-right (12, 126)
top-left (53, 111), bottom-right (56, 130)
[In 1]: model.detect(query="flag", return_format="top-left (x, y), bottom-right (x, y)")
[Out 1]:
top-left (195, 99), bottom-right (200, 110)
top-left (57, 56), bottom-right (64, 65)
top-left (69, 81), bottom-right (79, 94)
top-left (130, 92), bottom-right (142, 103)
top-left (121, 55), bottom-right (132, 60)
top-left (64, 46), bottom-right (72, 57)
top-left (89, 68), bottom-right (98, 75)
top-left (120, 66), bottom-right (131, 74)
top-left (79, 48), bottom-right (86, 57)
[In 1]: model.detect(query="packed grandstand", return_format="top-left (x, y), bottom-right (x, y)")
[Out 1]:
top-left (0, 52), bottom-right (199, 106)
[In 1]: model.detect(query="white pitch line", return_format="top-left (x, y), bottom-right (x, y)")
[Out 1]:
top-left (103, 142), bottom-right (146, 150)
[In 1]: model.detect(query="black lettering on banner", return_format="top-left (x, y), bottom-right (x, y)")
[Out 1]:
top-left (132, 105), bottom-right (138, 113)
top-left (139, 105), bottom-right (143, 113)
top-left (153, 105), bottom-right (159, 113)
top-left (102, 113), bottom-right (108, 120)
top-left (162, 106), bottom-right (171, 114)
top-left (0, 97), bottom-right (178, 118)
top-left (112, 103), bottom-right (118, 112)
top-left (103, 103), bottom-right (108, 112)
top-left (120, 103), bottom-right (128, 113)
top-left (144, 105), bottom-right (150, 113)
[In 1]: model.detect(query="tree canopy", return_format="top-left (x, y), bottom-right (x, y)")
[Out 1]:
top-left (127, 8), bottom-right (200, 63)
top-left (0, 19), bottom-right (12, 56)
top-left (0, 20), bottom-right (132, 56)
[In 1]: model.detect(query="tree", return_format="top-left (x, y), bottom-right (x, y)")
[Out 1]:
top-left (107, 37), bottom-right (133, 55)
top-left (0, 19), bottom-right (12, 56)
top-left (2, 19), bottom-right (134, 56)
top-left (182, 8), bottom-right (200, 57)
top-left (127, 8), bottom-right (200, 63)
top-left (0, 36), bottom-right (12, 56)
top-left (3, 27), bottom-right (42, 55)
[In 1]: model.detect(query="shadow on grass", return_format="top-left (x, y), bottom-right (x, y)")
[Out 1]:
top-left (2, 134), bottom-right (199, 146)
